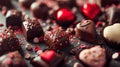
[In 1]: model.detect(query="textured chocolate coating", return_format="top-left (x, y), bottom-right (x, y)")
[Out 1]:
top-left (22, 19), bottom-right (44, 42)
top-left (44, 28), bottom-right (69, 50)
top-left (75, 20), bottom-right (97, 43)
top-left (0, 27), bottom-right (22, 55)
top-left (0, 51), bottom-right (28, 67)
top-left (6, 10), bottom-right (23, 28)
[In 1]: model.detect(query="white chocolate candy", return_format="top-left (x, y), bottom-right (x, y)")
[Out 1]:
top-left (103, 23), bottom-right (120, 44)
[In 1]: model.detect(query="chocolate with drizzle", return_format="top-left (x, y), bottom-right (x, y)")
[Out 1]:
top-left (0, 27), bottom-right (22, 55)
top-left (75, 20), bottom-right (97, 44)
top-left (44, 28), bottom-right (69, 50)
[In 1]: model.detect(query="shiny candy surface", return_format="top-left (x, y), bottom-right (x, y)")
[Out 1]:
top-left (81, 3), bottom-right (101, 19)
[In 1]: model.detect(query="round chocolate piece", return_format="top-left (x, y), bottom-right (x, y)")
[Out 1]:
top-left (30, 2), bottom-right (50, 20)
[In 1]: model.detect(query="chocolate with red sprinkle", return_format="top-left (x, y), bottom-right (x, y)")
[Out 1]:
top-left (44, 28), bottom-right (69, 50)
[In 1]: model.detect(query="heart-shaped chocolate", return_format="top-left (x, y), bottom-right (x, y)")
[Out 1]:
top-left (40, 50), bottom-right (55, 63)
top-left (81, 3), bottom-right (101, 19)
top-left (57, 8), bottom-right (75, 21)
top-left (79, 46), bottom-right (106, 67)
top-left (103, 23), bottom-right (120, 44)
top-left (53, 8), bottom-right (76, 27)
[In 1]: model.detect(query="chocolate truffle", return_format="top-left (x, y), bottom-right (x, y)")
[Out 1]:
top-left (22, 19), bottom-right (44, 42)
top-left (44, 28), bottom-right (69, 50)
top-left (0, 27), bottom-right (22, 55)
top-left (19, 0), bottom-right (35, 9)
top-left (79, 46), bottom-right (106, 67)
top-left (0, 51), bottom-right (28, 67)
top-left (53, 8), bottom-right (76, 28)
top-left (103, 23), bottom-right (120, 49)
top-left (30, 2), bottom-right (50, 20)
top-left (106, 6), bottom-right (120, 25)
top-left (75, 20), bottom-right (97, 43)
top-left (6, 10), bottom-right (23, 28)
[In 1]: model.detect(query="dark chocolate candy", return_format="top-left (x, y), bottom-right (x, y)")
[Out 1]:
top-left (75, 20), bottom-right (97, 43)
top-left (30, 2), bottom-right (50, 20)
top-left (6, 10), bottom-right (23, 28)
top-left (22, 19), bottom-right (44, 42)
top-left (0, 27), bottom-right (22, 55)
top-left (106, 6), bottom-right (120, 25)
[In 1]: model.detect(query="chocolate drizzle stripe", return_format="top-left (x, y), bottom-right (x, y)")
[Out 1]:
top-left (80, 21), bottom-right (91, 27)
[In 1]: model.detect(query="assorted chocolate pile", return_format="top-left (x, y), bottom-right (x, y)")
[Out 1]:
top-left (0, 27), bottom-right (22, 56)
top-left (0, 0), bottom-right (120, 67)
